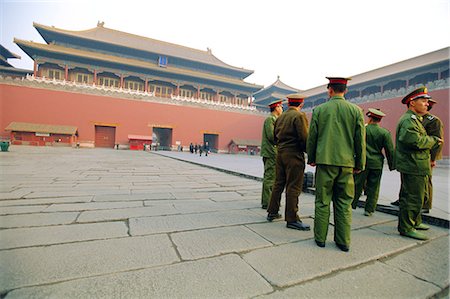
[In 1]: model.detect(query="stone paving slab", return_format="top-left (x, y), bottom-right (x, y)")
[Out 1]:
top-left (0, 222), bottom-right (128, 250)
top-left (246, 218), bottom-right (315, 245)
top-left (0, 205), bottom-right (48, 215)
top-left (383, 235), bottom-right (449, 289)
top-left (259, 261), bottom-right (441, 298)
top-left (0, 235), bottom-right (179, 292)
top-left (0, 196), bottom-right (93, 207)
top-left (0, 212), bottom-right (79, 229)
top-left (171, 226), bottom-right (272, 260)
top-left (5, 254), bottom-right (273, 299)
top-left (44, 201), bottom-right (143, 212)
top-left (76, 205), bottom-right (179, 223)
top-left (242, 227), bottom-right (417, 287)
top-left (93, 192), bottom-right (174, 201)
top-left (23, 189), bottom-right (131, 198)
top-left (129, 209), bottom-right (263, 235)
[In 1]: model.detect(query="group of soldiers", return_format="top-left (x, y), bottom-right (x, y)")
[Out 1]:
top-left (260, 77), bottom-right (444, 252)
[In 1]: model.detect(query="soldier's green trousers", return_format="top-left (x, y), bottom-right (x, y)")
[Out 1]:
top-left (261, 157), bottom-right (276, 208)
top-left (398, 173), bottom-right (426, 234)
top-left (314, 165), bottom-right (354, 246)
top-left (423, 174), bottom-right (433, 209)
top-left (267, 151), bottom-right (305, 222)
top-left (352, 168), bottom-right (382, 213)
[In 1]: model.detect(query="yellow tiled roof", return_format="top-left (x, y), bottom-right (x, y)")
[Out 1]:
top-left (15, 39), bottom-right (262, 90)
top-left (34, 22), bottom-right (252, 74)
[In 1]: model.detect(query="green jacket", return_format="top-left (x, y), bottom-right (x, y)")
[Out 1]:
top-left (365, 123), bottom-right (394, 170)
top-left (306, 96), bottom-right (366, 169)
top-left (273, 107), bottom-right (308, 152)
top-left (260, 114), bottom-right (277, 158)
top-left (394, 110), bottom-right (439, 175)
top-left (422, 113), bottom-right (444, 161)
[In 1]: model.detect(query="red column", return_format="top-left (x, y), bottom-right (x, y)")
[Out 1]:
top-left (120, 75), bottom-right (124, 89)
top-left (93, 70), bottom-right (97, 85)
top-left (197, 86), bottom-right (200, 99)
top-left (176, 83), bottom-right (180, 96)
top-left (65, 65), bottom-right (68, 81)
top-left (33, 61), bottom-right (38, 77)
top-left (144, 79), bottom-right (148, 92)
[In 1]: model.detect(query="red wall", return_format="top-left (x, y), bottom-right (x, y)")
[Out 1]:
top-left (0, 84), bottom-right (266, 150)
top-left (306, 88), bottom-right (449, 158)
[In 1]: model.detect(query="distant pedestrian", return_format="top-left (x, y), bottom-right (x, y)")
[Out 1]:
top-left (189, 143), bottom-right (194, 153)
top-left (194, 144), bottom-right (198, 154)
top-left (260, 99), bottom-right (283, 209)
top-left (266, 94), bottom-right (310, 231)
top-left (307, 77), bottom-right (366, 252)
top-left (394, 87), bottom-right (443, 240)
top-left (352, 108), bottom-right (394, 216)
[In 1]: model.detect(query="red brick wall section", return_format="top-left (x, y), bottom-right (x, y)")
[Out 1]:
top-left (0, 84), bottom-right (266, 151)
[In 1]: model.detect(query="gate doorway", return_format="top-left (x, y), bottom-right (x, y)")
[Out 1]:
top-left (95, 125), bottom-right (116, 148)
top-left (152, 127), bottom-right (172, 150)
top-left (204, 133), bottom-right (219, 153)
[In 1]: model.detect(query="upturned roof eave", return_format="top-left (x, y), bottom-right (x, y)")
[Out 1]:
top-left (14, 39), bottom-right (263, 93)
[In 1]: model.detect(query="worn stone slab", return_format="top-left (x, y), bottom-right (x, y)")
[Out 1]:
top-left (23, 189), bottom-right (130, 198)
top-left (383, 235), bottom-right (449, 289)
top-left (76, 205), bottom-right (178, 223)
top-left (205, 191), bottom-right (244, 201)
top-left (6, 254), bottom-right (273, 299)
top-left (0, 222), bottom-right (128, 249)
top-left (171, 226), bottom-right (272, 260)
top-left (44, 201), bottom-right (143, 212)
top-left (243, 228), bottom-right (416, 287)
top-left (0, 235), bottom-right (179, 293)
top-left (0, 212), bottom-right (79, 228)
top-left (129, 210), bottom-right (263, 235)
top-left (170, 191), bottom-right (212, 199)
top-left (260, 261), bottom-right (441, 298)
top-left (94, 192), bottom-right (174, 202)
top-left (0, 205), bottom-right (48, 215)
top-left (0, 189), bottom-right (33, 200)
top-left (350, 207), bottom-right (397, 228)
top-left (0, 196), bottom-right (93, 207)
top-left (246, 218), bottom-right (315, 245)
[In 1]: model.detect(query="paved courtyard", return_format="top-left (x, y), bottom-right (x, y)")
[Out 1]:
top-left (0, 146), bottom-right (448, 298)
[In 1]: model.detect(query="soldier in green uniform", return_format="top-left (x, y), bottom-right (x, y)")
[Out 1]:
top-left (421, 98), bottom-right (444, 213)
top-left (352, 108), bottom-right (394, 216)
top-left (307, 77), bottom-right (366, 252)
top-left (260, 99), bottom-right (283, 209)
top-left (395, 87), bottom-right (443, 240)
top-left (266, 94), bottom-right (310, 231)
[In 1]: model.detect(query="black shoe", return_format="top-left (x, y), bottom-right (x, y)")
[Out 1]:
top-left (267, 213), bottom-right (282, 222)
top-left (336, 243), bottom-right (349, 252)
top-left (261, 205), bottom-right (267, 210)
top-left (391, 200), bottom-right (400, 206)
top-left (315, 240), bottom-right (325, 248)
top-left (286, 221), bottom-right (310, 231)
top-left (421, 209), bottom-right (430, 214)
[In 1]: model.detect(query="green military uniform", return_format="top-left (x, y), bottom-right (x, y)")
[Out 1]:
top-left (352, 115), bottom-right (394, 214)
top-left (261, 113), bottom-right (278, 208)
top-left (267, 106), bottom-right (309, 222)
top-left (421, 112), bottom-right (444, 209)
top-left (395, 110), bottom-right (439, 234)
top-left (307, 95), bottom-right (366, 248)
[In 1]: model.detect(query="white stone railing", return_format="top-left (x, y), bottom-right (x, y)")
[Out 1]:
top-left (0, 74), bottom-right (264, 115)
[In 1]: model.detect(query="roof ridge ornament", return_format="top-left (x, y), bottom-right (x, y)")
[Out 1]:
top-left (97, 21), bottom-right (105, 27)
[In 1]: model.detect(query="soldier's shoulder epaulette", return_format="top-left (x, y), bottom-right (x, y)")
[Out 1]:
top-left (411, 114), bottom-right (417, 120)
top-left (426, 115), bottom-right (435, 121)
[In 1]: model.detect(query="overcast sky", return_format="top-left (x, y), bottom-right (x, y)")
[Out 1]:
top-left (1, 0), bottom-right (449, 89)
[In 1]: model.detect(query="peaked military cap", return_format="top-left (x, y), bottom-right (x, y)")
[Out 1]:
top-left (326, 77), bottom-right (352, 85)
top-left (286, 93), bottom-right (306, 104)
top-left (268, 99), bottom-right (283, 108)
top-left (366, 108), bottom-right (386, 119)
top-left (401, 86), bottom-right (431, 104)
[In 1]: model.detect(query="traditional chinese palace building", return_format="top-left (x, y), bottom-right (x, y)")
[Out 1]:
top-left (1, 22), bottom-right (449, 158)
